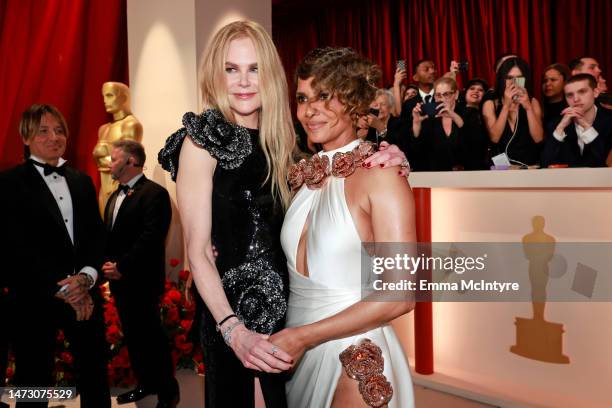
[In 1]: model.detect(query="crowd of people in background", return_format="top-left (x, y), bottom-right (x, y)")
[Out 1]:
top-left (298, 54), bottom-right (611, 171)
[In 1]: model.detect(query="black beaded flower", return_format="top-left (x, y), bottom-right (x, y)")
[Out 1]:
top-left (221, 257), bottom-right (287, 334)
top-left (158, 109), bottom-right (253, 181)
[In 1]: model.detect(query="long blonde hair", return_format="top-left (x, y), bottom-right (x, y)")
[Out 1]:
top-left (199, 20), bottom-right (295, 209)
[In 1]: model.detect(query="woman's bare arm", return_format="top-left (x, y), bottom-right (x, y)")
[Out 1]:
top-left (270, 166), bottom-right (416, 362)
top-left (177, 136), bottom-right (292, 372)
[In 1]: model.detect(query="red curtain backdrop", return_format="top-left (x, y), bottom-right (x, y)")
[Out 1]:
top-left (0, 0), bottom-right (128, 186)
top-left (273, 0), bottom-right (611, 101)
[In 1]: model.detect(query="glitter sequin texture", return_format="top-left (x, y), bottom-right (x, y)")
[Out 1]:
top-left (159, 109), bottom-right (287, 342)
top-left (339, 339), bottom-right (394, 407)
top-left (158, 109), bottom-right (252, 180)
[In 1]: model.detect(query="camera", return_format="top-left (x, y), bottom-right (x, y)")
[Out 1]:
top-left (396, 59), bottom-right (406, 71)
top-left (421, 101), bottom-right (438, 118)
top-left (368, 107), bottom-right (380, 117)
top-left (457, 61), bottom-right (469, 72)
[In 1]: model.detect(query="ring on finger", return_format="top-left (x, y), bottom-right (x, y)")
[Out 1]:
top-left (400, 159), bottom-right (410, 169)
top-left (271, 345), bottom-right (279, 356)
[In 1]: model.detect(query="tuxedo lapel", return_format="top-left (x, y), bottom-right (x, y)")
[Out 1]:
top-left (113, 176), bottom-right (147, 230)
top-left (24, 163), bottom-right (72, 244)
top-left (105, 190), bottom-right (119, 230)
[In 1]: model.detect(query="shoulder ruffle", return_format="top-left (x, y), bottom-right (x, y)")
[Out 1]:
top-left (157, 109), bottom-right (253, 181)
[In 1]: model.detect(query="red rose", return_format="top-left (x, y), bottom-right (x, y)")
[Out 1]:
top-left (166, 306), bottom-right (180, 324)
top-left (197, 363), bottom-right (204, 374)
top-left (178, 269), bottom-right (190, 281)
top-left (167, 289), bottom-right (182, 303)
top-left (161, 295), bottom-right (174, 308)
top-left (179, 342), bottom-right (193, 354)
top-left (165, 281), bottom-right (172, 291)
top-left (169, 258), bottom-right (180, 267)
top-left (180, 319), bottom-right (192, 332)
top-left (106, 324), bottom-right (122, 344)
top-left (175, 334), bottom-right (187, 347)
top-left (57, 330), bottom-right (65, 343)
top-left (60, 351), bottom-right (74, 365)
top-left (6, 367), bottom-right (13, 379)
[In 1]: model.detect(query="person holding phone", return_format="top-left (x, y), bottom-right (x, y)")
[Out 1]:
top-left (364, 89), bottom-right (401, 147)
top-left (482, 57), bottom-right (544, 166)
top-left (411, 77), bottom-right (465, 170)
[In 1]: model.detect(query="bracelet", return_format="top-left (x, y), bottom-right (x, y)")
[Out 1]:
top-left (222, 319), bottom-right (243, 347)
top-left (216, 313), bottom-right (237, 331)
top-left (77, 273), bottom-right (94, 289)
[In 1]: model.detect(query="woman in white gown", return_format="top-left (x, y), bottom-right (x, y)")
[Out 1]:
top-left (272, 47), bottom-right (416, 408)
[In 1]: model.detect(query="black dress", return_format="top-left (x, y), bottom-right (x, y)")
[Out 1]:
top-left (491, 104), bottom-right (542, 166)
top-left (159, 110), bottom-right (288, 408)
top-left (415, 117), bottom-right (461, 171)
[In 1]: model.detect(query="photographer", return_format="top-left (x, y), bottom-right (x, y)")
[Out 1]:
top-left (482, 57), bottom-right (543, 166)
top-left (459, 78), bottom-right (491, 170)
top-left (365, 89), bottom-right (403, 147)
top-left (411, 77), bottom-right (464, 171)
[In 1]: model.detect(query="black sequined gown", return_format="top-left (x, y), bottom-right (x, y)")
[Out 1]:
top-left (159, 110), bottom-right (288, 408)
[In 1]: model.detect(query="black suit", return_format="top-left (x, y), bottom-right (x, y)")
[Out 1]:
top-left (0, 161), bottom-right (110, 408)
top-left (104, 175), bottom-right (177, 399)
top-left (542, 108), bottom-right (612, 167)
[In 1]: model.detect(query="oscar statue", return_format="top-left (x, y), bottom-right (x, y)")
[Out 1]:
top-left (510, 216), bottom-right (570, 363)
top-left (93, 82), bottom-right (143, 214)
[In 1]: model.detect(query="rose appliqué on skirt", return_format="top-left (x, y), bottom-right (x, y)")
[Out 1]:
top-left (221, 257), bottom-right (287, 334)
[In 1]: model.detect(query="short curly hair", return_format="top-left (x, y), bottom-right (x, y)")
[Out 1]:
top-left (296, 47), bottom-right (381, 121)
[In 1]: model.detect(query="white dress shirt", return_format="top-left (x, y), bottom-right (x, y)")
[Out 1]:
top-left (419, 88), bottom-right (434, 103)
top-left (111, 173), bottom-right (144, 228)
top-left (30, 155), bottom-right (97, 287)
top-left (552, 106), bottom-right (599, 154)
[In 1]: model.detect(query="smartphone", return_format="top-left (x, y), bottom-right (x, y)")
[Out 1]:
top-left (421, 101), bottom-right (438, 118)
top-left (513, 77), bottom-right (526, 88)
top-left (457, 61), bottom-right (469, 72)
top-left (368, 107), bottom-right (380, 117)
top-left (396, 59), bottom-right (406, 71)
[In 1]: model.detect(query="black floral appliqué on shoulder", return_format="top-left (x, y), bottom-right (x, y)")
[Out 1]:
top-left (158, 109), bottom-right (253, 180)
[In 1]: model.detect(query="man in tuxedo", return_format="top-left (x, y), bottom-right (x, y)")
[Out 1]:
top-left (542, 74), bottom-right (612, 167)
top-left (102, 140), bottom-right (179, 408)
top-left (0, 104), bottom-right (110, 407)
top-left (569, 56), bottom-right (611, 109)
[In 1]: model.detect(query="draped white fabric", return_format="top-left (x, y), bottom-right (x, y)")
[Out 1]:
top-left (280, 139), bottom-right (414, 408)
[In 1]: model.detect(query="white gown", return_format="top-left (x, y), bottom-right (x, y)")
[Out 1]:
top-left (280, 139), bottom-right (415, 408)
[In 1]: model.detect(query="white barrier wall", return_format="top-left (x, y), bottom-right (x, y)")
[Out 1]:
top-left (403, 170), bottom-right (612, 408)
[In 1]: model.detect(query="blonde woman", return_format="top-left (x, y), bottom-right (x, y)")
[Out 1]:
top-left (159, 21), bottom-right (294, 407)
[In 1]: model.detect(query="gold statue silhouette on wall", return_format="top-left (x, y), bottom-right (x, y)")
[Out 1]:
top-left (93, 82), bottom-right (143, 214)
top-left (510, 216), bottom-right (570, 364)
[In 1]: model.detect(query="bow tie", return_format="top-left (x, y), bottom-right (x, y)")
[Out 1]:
top-left (30, 159), bottom-right (66, 177)
top-left (118, 184), bottom-right (131, 194)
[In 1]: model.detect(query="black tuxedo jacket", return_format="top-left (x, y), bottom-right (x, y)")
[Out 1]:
top-left (542, 108), bottom-right (612, 167)
top-left (0, 162), bottom-right (104, 306)
top-left (104, 175), bottom-right (171, 297)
